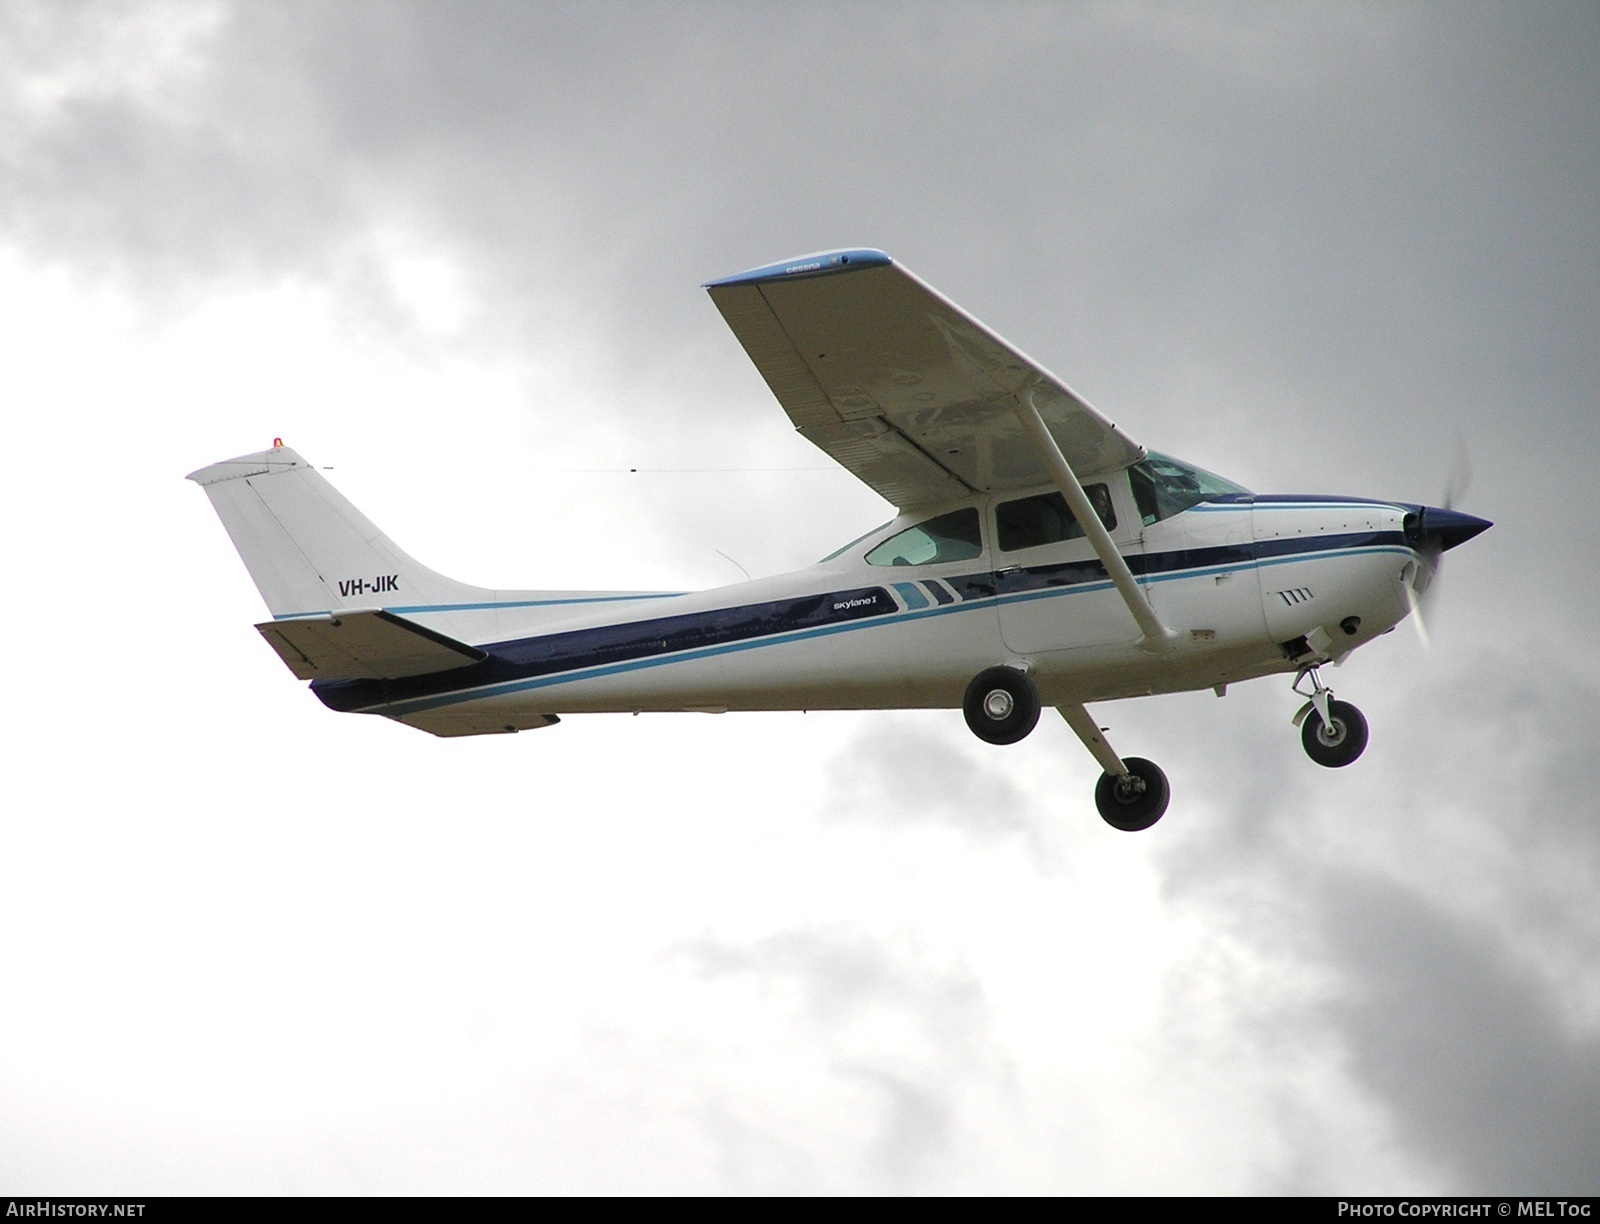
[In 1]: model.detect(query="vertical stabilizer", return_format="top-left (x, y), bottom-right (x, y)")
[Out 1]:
top-left (187, 445), bottom-right (490, 618)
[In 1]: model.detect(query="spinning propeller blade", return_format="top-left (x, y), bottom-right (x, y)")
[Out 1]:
top-left (1404, 439), bottom-right (1488, 649)
top-left (1442, 432), bottom-right (1474, 511)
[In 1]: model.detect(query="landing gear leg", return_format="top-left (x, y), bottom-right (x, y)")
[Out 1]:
top-left (1058, 704), bottom-right (1170, 832)
top-left (1292, 666), bottom-right (1369, 768)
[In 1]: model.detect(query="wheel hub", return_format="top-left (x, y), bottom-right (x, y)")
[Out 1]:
top-left (983, 689), bottom-right (1014, 720)
top-left (1113, 774), bottom-right (1148, 803)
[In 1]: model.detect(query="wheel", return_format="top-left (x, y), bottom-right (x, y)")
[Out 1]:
top-left (962, 666), bottom-right (1041, 745)
top-left (1301, 699), bottom-right (1368, 768)
top-left (1094, 756), bottom-right (1170, 832)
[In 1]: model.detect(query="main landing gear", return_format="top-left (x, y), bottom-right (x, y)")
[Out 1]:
top-left (1292, 665), bottom-right (1368, 769)
top-left (1055, 701), bottom-right (1170, 831)
top-left (1092, 757), bottom-right (1170, 832)
top-left (962, 666), bottom-right (1042, 745)
top-left (961, 672), bottom-right (1173, 833)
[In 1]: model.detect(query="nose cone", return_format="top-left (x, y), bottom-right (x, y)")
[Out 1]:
top-left (1419, 505), bottom-right (1492, 552)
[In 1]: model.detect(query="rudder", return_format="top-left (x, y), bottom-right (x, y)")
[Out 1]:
top-left (187, 444), bottom-right (490, 619)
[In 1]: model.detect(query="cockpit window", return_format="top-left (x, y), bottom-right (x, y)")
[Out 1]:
top-left (1129, 453), bottom-right (1250, 526)
top-left (996, 484), bottom-right (1116, 552)
top-left (864, 508), bottom-right (983, 567)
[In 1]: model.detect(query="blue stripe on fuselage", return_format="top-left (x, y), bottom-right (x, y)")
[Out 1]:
top-left (313, 583), bottom-right (897, 713)
top-left (273, 592), bottom-right (685, 621)
top-left (315, 528), bottom-right (1412, 716)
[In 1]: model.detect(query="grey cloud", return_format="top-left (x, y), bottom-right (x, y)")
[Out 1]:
top-left (10, 4), bottom-right (1596, 494)
top-left (840, 1065), bottom-right (953, 1185)
top-left (823, 715), bottom-right (1046, 846)
top-left (18, 5), bottom-right (1588, 337)
top-left (679, 923), bottom-right (986, 1030)
top-left (1147, 642), bottom-right (1600, 1191)
top-left (1319, 872), bottom-right (1600, 1193)
top-left (677, 924), bottom-right (997, 1187)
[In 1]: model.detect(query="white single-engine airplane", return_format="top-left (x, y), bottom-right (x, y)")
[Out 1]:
top-left (191, 249), bottom-right (1490, 831)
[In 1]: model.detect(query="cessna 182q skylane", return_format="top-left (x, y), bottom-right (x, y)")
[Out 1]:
top-left (190, 249), bottom-right (1490, 831)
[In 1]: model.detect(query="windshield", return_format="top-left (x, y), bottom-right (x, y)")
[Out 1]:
top-left (1129, 453), bottom-right (1249, 525)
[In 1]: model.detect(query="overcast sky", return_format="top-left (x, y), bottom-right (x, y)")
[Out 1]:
top-left (2, 0), bottom-right (1596, 1195)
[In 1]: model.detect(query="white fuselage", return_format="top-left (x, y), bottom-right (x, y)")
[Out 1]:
top-left (312, 472), bottom-right (1420, 733)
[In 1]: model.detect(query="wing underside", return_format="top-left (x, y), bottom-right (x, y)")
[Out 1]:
top-left (706, 250), bottom-right (1144, 512)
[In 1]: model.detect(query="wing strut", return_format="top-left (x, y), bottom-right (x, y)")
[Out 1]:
top-left (1011, 386), bottom-right (1177, 653)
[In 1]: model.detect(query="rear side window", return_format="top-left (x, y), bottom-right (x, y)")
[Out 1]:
top-left (820, 520), bottom-right (892, 562)
top-left (865, 508), bottom-right (983, 567)
top-left (996, 484), bottom-right (1115, 552)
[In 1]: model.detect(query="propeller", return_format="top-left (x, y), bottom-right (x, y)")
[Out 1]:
top-left (1441, 430), bottom-right (1474, 513)
top-left (1404, 435), bottom-right (1486, 648)
top-left (1403, 555), bottom-right (1439, 649)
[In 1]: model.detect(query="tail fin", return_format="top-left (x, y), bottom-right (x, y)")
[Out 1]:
top-left (187, 444), bottom-right (491, 618)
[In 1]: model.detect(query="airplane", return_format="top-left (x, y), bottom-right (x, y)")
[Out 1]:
top-left (189, 248), bottom-right (1490, 831)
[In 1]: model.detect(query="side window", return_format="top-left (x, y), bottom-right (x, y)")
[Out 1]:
top-left (996, 484), bottom-right (1115, 552)
top-left (819, 520), bottom-right (892, 563)
top-left (864, 508), bottom-right (983, 567)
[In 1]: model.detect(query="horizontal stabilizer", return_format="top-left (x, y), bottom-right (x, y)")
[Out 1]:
top-left (256, 609), bottom-right (487, 681)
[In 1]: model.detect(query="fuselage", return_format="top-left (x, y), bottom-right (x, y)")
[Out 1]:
top-left (311, 455), bottom-right (1461, 733)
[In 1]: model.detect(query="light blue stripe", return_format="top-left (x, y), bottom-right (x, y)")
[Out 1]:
top-left (893, 582), bottom-right (930, 611)
top-left (275, 592), bottom-right (684, 621)
top-left (1182, 500), bottom-right (1408, 517)
top-left (371, 543), bottom-right (1416, 717)
top-left (381, 595), bottom-right (996, 716)
top-left (1247, 502), bottom-right (1407, 514)
top-left (704, 248), bottom-right (892, 288)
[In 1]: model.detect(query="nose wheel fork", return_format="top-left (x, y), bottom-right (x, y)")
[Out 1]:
top-left (1291, 666), bottom-right (1369, 768)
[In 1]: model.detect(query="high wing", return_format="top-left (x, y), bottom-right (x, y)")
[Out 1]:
top-left (705, 249), bottom-right (1145, 513)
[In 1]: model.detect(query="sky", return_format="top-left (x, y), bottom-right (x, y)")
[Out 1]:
top-left (1, 0), bottom-right (1597, 1195)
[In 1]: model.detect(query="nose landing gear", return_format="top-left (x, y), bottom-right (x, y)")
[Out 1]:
top-left (1292, 665), bottom-right (1368, 768)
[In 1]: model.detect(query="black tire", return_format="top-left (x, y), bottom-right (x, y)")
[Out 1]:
top-left (1301, 699), bottom-right (1369, 768)
top-left (962, 667), bottom-right (1041, 746)
top-left (1094, 757), bottom-right (1170, 832)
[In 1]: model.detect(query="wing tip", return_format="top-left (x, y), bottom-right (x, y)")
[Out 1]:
top-left (704, 248), bottom-right (892, 290)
